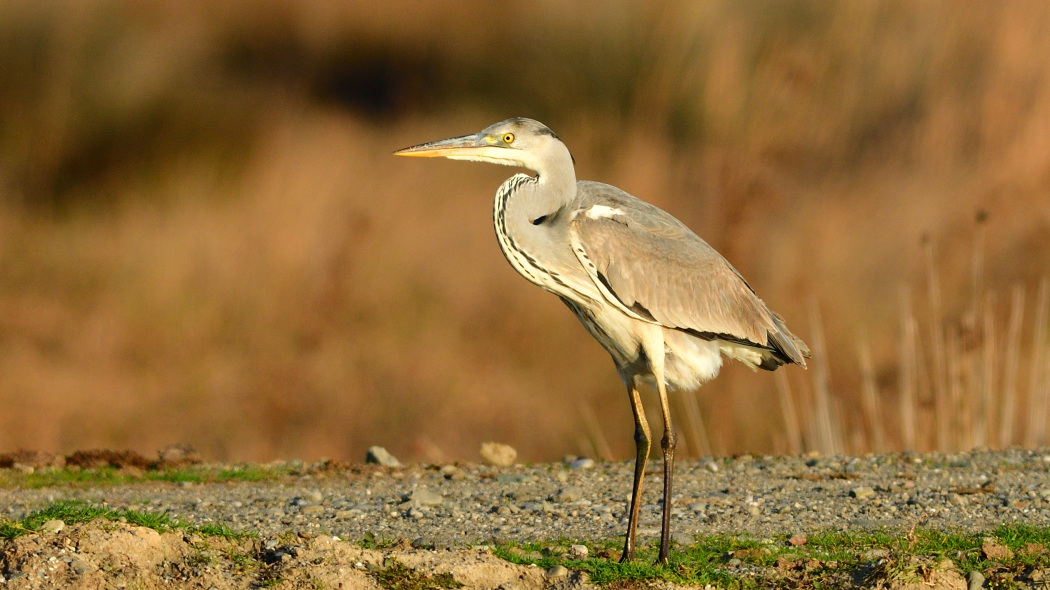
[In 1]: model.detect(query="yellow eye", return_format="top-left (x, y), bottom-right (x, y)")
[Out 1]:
top-left (502, 133), bottom-right (515, 144)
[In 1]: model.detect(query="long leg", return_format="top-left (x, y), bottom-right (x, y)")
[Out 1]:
top-left (619, 379), bottom-right (650, 563)
top-left (655, 375), bottom-right (677, 564)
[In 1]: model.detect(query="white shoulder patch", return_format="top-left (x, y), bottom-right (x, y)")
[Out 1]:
top-left (584, 205), bottom-right (626, 220)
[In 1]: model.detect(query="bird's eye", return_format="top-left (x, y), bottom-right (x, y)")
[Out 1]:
top-left (502, 133), bottom-right (515, 144)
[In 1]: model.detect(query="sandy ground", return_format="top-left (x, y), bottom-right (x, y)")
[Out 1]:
top-left (0, 521), bottom-right (584, 590)
top-left (0, 519), bottom-right (986, 590)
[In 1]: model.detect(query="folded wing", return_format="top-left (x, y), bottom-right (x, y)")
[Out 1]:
top-left (569, 199), bottom-right (809, 369)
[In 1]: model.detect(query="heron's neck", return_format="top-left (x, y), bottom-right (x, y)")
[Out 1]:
top-left (523, 148), bottom-right (577, 216)
top-left (492, 168), bottom-right (582, 296)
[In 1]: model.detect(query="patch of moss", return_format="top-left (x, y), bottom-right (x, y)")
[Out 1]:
top-left (0, 500), bottom-right (251, 541)
top-left (369, 558), bottom-right (462, 590)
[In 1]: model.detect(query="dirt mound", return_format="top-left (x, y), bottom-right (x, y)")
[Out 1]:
top-left (0, 447), bottom-right (204, 471)
top-left (0, 521), bottom-right (578, 590)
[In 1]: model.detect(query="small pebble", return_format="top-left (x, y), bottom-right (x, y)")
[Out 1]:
top-left (553, 486), bottom-right (583, 503)
top-left (545, 565), bottom-right (568, 578)
top-left (405, 488), bottom-right (443, 506)
top-left (365, 446), bottom-right (401, 467)
top-left (850, 487), bottom-right (875, 499)
top-left (480, 442), bottom-right (518, 467)
top-left (569, 458), bottom-right (595, 470)
top-left (672, 532), bottom-right (694, 546)
top-left (40, 519), bottom-right (65, 533)
top-left (967, 570), bottom-right (985, 590)
top-left (69, 557), bottom-right (91, 575)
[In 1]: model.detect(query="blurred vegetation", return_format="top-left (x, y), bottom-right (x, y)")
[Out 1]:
top-left (0, 1), bottom-right (1048, 462)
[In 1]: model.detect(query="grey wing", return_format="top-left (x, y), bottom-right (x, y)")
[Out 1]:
top-left (569, 208), bottom-right (809, 368)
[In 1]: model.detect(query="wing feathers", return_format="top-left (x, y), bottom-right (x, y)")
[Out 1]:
top-left (570, 202), bottom-right (809, 368)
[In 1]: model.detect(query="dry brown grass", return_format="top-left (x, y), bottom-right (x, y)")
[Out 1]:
top-left (1, 1), bottom-right (1049, 462)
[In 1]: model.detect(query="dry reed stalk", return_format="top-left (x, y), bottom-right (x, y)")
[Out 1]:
top-left (975, 292), bottom-right (997, 448)
top-left (680, 390), bottom-right (712, 458)
top-left (771, 433), bottom-right (787, 456)
top-left (1024, 277), bottom-right (1050, 447)
top-left (808, 301), bottom-right (840, 455)
top-left (945, 325), bottom-right (966, 450)
top-left (964, 224), bottom-right (987, 449)
top-left (1042, 334), bottom-right (1050, 446)
top-left (774, 371), bottom-right (803, 455)
top-left (923, 238), bottom-right (950, 450)
top-left (913, 312), bottom-right (935, 451)
top-left (795, 365), bottom-right (817, 453)
top-left (999, 285), bottom-right (1025, 448)
top-left (857, 332), bottom-right (886, 453)
top-left (579, 403), bottom-right (614, 460)
top-left (899, 285), bottom-right (919, 451)
top-left (828, 397), bottom-right (853, 454)
top-left (970, 213), bottom-right (987, 332)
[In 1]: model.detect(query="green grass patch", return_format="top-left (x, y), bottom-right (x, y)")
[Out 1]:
top-left (0, 500), bottom-right (251, 541)
top-left (369, 558), bottom-right (462, 590)
top-left (494, 526), bottom-right (1050, 589)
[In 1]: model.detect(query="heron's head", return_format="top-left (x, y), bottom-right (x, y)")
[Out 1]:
top-left (394, 118), bottom-right (574, 175)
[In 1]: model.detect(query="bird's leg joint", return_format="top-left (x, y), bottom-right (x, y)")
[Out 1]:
top-left (661, 429), bottom-right (677, 452)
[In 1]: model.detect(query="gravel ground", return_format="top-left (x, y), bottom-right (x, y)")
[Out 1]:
top-left (3, 448), bottom-right (1050, 549)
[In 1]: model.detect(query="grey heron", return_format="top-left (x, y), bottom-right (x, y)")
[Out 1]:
top-left (395, 118), bottom-right (809, 564)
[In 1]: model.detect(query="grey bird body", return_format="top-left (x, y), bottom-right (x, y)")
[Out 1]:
top-left (395, 118), bottom-right (809, 563)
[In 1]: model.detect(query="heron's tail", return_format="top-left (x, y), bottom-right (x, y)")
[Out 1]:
top-left (767, 312), bottom-right (810, 369)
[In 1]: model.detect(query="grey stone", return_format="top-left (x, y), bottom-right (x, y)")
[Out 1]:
top-left (553, 486), bottom-right (584, 503)
top-left (850, 487), bottom-right (875, 499)
top-left (366, 446), bottom-right (401, 467)
top-left (569, 457), bottom-right (595, 470)
top-left (968, 570), bottom-right (985, 590)
top-left (480, 442), bottom-right (517, 466)
top-left (568, 544), bottom-right (588, 559)
top-left (545, 565), bottom-right (569, 578)
top-left (40, 519), bottom-right (64, 533)
top-left (672, 532), bottom-right (694, 546)
top-left (405, 488), bottom-right (443, 506)
top-left (69, 557), bottom-right (92, 575)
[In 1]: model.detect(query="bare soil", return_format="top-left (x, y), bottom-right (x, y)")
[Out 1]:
top-left (2, 519), bottom-right (983, 590)
top-left (1, 521), bottom-right (567, 590)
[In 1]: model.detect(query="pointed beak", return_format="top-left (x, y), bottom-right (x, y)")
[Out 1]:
top-left (393, 133), bottom-right (492, 158)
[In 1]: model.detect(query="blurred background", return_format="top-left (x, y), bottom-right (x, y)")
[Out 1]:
top-left (1, 1), bottom-right (1049, 463)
